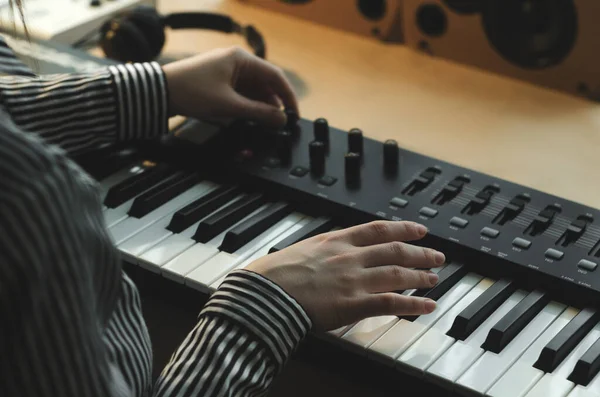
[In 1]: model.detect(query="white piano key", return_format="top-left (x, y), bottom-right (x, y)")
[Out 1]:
top-left (397, 276), bottom-right (497, 375)
top-left (117, 186), bottom-right (223, 260)
top-left (160, 204), bottom-right (270, 283)
top-left (138, 233), bottom-right (197, 273)
top-left (108, 182), bottom-right (217, 245)
top-left (487, 306), bottom-right (578, 397)
top-left (426, 287), bottom-right (528, 386)
top-left (523, 322), bottom-right (600, 397)
top-left (137, 194), bottom-right (248, 272)
top-left (339, 266), bottom-right (447, 353)
top-left (455, 300), bottom-right (565, 395)
top-left (103, 197), bottom-right (135, 228)
top-left (184, 213), bottom-right (309, 293)
top-left (367, 272), bottom-right (482, 366)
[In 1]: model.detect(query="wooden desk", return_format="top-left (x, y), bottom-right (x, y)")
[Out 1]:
top-left (158, 0), bottom-right (600, 211)
top-left (138, 1), bottom-right (600, 396)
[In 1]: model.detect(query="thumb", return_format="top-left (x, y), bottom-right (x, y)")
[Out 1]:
top-left (230, 93), bottom-right (287, 128)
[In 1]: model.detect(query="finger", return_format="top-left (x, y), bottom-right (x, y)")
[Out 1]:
top-left (229, 91), bottom-right (287, 128)
top-left (262, 92), bottom-right (282, 108)
top-left (337, 220), bottom-right (428, 247)
top-left (362, 266), bottom-right (438, 293)
top-left (260, 62), bottom-right (299, 114)
top-left (358, 241), bottom-right (445, 269)
top-left (353, 293), bottom-right (437, 319)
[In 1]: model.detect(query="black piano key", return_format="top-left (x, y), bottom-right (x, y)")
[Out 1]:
top-left (103, 163), bottom-right (174, 208)
top-left (412, 262), bottom-right (467, 301)
top-left (219, 202), bottom-right (294, 253)
top-left (481, 289), bottom-right (549, 353)
top-left (403, 262), bottom-right (468, 322)
top-left (193, 193), bottom-right (266, 243)
top-left (127, 171), bottom-right (202, 218)
top-left (534, 307), bottom-right (600, 373)
top-left (446, 278), bottom-right (517, 341)
top-left (568, 336), bottom-right (600, 386)
top-left (268, 216), bottom-right (335, 253)
top-left (167, 186), bottom-right (241, 233)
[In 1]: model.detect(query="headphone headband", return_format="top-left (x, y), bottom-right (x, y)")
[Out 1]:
top-left (100, 7), bottom-right (267, 63)
top-left (164, 12), bottom-right (266, 59)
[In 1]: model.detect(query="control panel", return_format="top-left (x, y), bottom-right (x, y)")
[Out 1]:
top-left (162, 115), bottom-right (600, 307)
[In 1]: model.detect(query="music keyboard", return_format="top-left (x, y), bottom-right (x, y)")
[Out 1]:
top-left (87, 116), bottom-right (600, 397)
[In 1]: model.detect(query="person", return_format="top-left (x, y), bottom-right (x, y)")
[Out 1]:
top-left (0, 2), bottom-right (445, 396)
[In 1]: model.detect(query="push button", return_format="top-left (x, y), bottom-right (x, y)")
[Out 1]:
top-left (450, 217), bottom-right (469, 228)
top-left (578, 259), bottom-right (598, 272)
top-left (290, 166), bottom-right (308, 177)
top-left (264, 157), bottom-right (281, 168)
top-left (318, 175), bottom-right (337, 186)
top-left (419, 207), bottom-right (438, 218)
top-left (513, 237), bottom-right (532, 250)
top-left (390, 197), bottom-right (408, 208)
top-left (545, 248), bottom-right (564, 261)
top-left (481, 227), bottom-right (500, 238)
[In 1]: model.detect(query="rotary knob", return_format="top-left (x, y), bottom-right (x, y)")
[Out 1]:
top-left (275, 130), bottom-right (293, 164)
top-left (383, 139), bottom-right (399, 174)
top-left (314, 118), bottom-right (329, 144)
top-left (285, 108), bottom-right (299, 130)
top-left (345, 152), bottom-right (361, 186)
top-left (309, 140), bottom-right (326, 176)
top-left (348, 128), bottom-right (363, 155)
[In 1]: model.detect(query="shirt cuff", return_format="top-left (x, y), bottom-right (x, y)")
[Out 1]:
top-left (199, 269), bottom-right (312, 370)
top-left (107, 61), bottom-right (169, 142)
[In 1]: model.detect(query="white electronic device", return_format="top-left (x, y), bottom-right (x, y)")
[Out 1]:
top-left (0, 0), bottom-right (156, 45)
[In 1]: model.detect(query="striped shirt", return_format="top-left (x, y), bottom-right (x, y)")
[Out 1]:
top-left (0, 36), bottom-right (311, 397)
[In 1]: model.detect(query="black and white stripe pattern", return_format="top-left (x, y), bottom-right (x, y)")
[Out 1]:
top-left (0, 55), bottom-right (168, 155)
top-left (0, 36), bottom-right (311, 397)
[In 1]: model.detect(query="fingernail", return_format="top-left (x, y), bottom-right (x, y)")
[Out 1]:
top-left (429, 272), bottom-right (439, 286)
top-left (416, 224), bottom-right (428, 236)
top-left (424, 299), bottom-right (437, 313)
top-left (434, 251), bottom-right (446, 264)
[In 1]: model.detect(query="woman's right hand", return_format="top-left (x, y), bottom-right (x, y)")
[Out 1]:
top-left (245, 220), bottom-right (446, 332)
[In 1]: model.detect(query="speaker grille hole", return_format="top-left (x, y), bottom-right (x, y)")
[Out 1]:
top-left (358, 0), bottom-right (387, 21)
top-left (416, 4), bottom-right (447, 37)
top-left (482, 0), bottom-right (577, 69)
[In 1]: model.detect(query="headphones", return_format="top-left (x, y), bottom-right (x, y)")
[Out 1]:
top-left (99, 5), bottom-right (266, 63)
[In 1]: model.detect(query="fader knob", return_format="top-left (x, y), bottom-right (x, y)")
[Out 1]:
top-left (383, 139), bottom-right (399, 174)
top-left (348, 128), bottom-right (363, 154)
top-left (314, 118), bottom-right (329, 144)
top-left (309, 140), bottom-right (326, 176)
top-left (345, 152), bottom-right (361, 186)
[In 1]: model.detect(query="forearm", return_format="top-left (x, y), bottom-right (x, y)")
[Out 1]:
top-left (0, 62), bottom-right (169, 155)
top-left (153, 270), bottom-right (312, 397)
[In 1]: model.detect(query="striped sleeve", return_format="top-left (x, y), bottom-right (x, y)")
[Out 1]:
top-left (0, 61), bottom-right (168, 155)
top-left (153, 269), bottom-right (312, 397)
top-left (0, 117), bottom-right (121, 397)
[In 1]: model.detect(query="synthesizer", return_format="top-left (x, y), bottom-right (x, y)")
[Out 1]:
top-left (88, 115), bottom-right (600, 397)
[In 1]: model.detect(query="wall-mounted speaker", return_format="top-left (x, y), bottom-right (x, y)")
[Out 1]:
top-left (403, 0), bottom-right (600, 100)
top-left (238, 0), bottom-right (404, 42)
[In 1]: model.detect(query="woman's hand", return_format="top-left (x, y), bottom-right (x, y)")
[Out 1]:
top-left (245, 220), bottom-right (446, 332)
top-left (163, 46), bottom-right (298, 128)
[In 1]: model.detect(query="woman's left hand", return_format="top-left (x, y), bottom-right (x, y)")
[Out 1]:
top-left (163, 46), bottom-right (299, 128)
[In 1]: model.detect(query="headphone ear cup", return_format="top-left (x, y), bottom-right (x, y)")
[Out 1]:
top-left (100, 6), bottom-right (166, 63)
